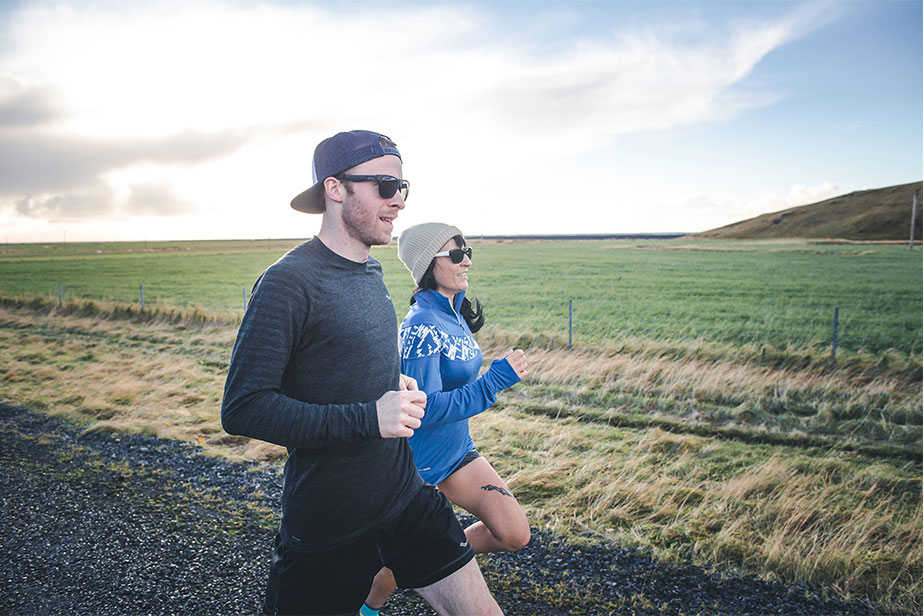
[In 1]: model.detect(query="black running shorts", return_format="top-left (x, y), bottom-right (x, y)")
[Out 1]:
top-left (262, 484), bottom-right (474, 615)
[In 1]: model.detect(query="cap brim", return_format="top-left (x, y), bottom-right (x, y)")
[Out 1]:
top-left (290, 183), bottom-right (325, 214)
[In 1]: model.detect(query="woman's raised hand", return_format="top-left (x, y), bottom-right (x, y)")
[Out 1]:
top-left (502, 349), bottom-right (529, 379)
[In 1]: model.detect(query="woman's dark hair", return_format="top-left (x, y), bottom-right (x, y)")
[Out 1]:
top-left (410, 235), bottom-right (485, 333)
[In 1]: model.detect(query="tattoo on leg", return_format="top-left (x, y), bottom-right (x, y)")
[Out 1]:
top-left (481, 484), bottom-right (513, 498)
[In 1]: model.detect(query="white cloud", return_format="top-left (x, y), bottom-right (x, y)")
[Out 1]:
top-left (0, 73), bottom-right (59, 127)
top-left (785, 181), bottom-right (841, 206)
top-left (0, 0), bottom-right (835, 239)
top-left (11, 177), bottom-right (199, 222)
top-left (13, 180), bottom-right (116, 221)
top-left (676, 181), bottom-right (843, 232)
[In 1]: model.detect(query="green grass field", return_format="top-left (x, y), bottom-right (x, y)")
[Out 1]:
top-left (1, 237), bottom-right (921, 613)
top-left (2, 238), bottom-right (921, 356)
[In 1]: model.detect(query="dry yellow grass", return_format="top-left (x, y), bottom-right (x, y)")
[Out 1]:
top-left (0, 301), bottom-right (920, 612)
top-left (469, 407), bottom-right (921, 610)
top-left (0, 305), bottom-right (282, 462)
top-left (478, 333), bottom-right (921, 452)
top-left (481, 335), bottom-right (917, 410)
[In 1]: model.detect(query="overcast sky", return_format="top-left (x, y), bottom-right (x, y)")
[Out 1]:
top-left (0, 0), bottom-right (921, 242)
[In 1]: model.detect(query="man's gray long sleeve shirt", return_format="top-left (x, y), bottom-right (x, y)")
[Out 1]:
top-left (221, 237), bottom-right (422, 552)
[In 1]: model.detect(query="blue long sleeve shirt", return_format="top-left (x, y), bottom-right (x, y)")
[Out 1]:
top-left (400, 289), bottom-right (520, 485)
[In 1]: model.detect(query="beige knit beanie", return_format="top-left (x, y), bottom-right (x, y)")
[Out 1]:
top-left (397, 222), bottom-right (463, 285)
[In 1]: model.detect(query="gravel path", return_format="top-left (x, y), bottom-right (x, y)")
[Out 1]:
top-left (0, 403), bottom-right (890, 615)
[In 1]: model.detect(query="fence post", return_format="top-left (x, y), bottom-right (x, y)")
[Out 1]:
top-left (910, 189), bottom-right (919, 250)
top-left (243, 287), bottom-right (247, 311)
top-left (568, 299), bottom-right (573, 349)
top-left (140, 284), bottom-right (145, 313)
top-left (831, 306), bottom-right (839, 359)
top-left (58, 282), bottom-right (63, 306)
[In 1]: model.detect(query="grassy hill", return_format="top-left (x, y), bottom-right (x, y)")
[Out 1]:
top-left (698, 181), bottom-right (923, 240)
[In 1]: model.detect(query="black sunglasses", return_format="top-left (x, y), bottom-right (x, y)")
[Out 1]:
top-left (433, 246), bottom-right (472, 264)
top-left (335, 174), bottom-right (409, 200)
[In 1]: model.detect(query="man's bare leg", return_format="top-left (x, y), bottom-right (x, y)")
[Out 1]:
top-left (415, 558), bottom-right (503, 616)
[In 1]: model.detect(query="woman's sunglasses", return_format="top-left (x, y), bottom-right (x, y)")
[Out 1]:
top-left (433, 246), bottom-right (473, 264)
top-left (335, 174), bottom-right (410, 200)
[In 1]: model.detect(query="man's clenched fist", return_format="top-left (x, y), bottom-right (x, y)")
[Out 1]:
top-left (376, 390), bottom-right (426, 438)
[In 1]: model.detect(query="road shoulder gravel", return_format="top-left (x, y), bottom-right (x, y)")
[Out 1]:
top-left (0, 404), bottom-right (886, 615)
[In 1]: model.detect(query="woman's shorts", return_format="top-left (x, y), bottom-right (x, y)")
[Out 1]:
top-left (449, 448), bottom-right (481, 476)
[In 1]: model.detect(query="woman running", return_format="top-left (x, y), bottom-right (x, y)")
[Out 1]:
top-left (360, 222), bottom-right (530, 616)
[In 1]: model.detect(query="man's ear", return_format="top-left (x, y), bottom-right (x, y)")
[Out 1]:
top-left (324, 177), bottom-right (345, 204)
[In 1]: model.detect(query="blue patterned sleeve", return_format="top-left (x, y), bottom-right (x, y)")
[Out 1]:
top-left (400, 324), bottom-right (521, 428)
top-left (400, 323), bottom-right (446, 397)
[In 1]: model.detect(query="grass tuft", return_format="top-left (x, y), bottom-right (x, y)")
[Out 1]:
top-left (0, 294), bottom-right (241, 325)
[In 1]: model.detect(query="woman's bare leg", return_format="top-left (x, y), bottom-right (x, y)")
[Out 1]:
top-left (364, 456), bottom-right (526, 611)
top-left (363, 567), bottom-right (396, 611)
top-left (437, 457), bottom-right (530, 554)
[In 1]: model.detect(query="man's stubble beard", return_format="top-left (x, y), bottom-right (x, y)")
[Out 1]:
top-left (342, 191), bottom-right (391, 248)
